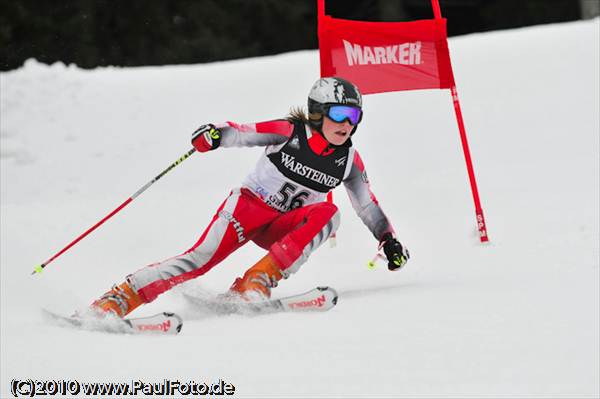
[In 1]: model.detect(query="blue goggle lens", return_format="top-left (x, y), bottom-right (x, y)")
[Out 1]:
top-left (327, 105), bottom-right (362, 125)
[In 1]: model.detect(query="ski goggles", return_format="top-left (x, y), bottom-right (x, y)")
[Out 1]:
top-left (326, 105), bottom-right (363, 126)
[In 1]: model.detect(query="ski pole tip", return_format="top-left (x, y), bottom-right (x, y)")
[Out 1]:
top-left (32, 265), bottom-right (44, 275)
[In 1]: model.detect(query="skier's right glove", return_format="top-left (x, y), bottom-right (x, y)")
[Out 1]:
top-left (381, 233), bottom-right (410, 271)
top-left (191, 124), bottom-right (221, 152)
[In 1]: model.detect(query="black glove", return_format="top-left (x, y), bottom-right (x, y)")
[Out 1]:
top-left (381, 233), bottom-right (410, 271)
top-left (191, 124), bottom-right (221, 152)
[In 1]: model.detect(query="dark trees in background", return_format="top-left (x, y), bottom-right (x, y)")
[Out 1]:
top-left (0, 0), bottom-right (585, 71)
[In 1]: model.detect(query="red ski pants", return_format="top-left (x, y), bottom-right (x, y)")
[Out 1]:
top-left (129, 188), bottom-right (340, 302)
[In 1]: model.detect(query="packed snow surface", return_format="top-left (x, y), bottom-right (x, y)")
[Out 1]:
top-left (1, 18), bottom-right (598, 398)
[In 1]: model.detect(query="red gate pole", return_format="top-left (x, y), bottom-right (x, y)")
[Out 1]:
top-left (431, 0), bottom-right (489, 242)
top-left (450, 85), bottom-right (489, 242)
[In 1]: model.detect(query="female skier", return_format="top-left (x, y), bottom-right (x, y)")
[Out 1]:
top-left (91, 77), bottom-right (410, 318)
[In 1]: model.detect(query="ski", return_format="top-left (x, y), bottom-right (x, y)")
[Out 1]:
top-left (42, 310), bottom-right (183, 335)
top-left (184, 286), bottom-right (338, 315)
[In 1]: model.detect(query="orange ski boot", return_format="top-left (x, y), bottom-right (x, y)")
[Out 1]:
top-left (229, 254), bottom-right (284, 300)
top-left (91, 278), bottom-right (144, 318)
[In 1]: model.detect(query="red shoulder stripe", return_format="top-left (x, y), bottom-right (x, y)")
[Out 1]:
top-left (254, 120), bottom-right (294, 137)
top-left (353, 150), bottom-right (365, 172)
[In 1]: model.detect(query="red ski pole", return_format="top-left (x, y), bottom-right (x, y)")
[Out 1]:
top-left (31, 148), bottom-right (196, 275)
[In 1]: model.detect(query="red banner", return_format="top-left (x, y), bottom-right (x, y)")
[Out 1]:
top-left (319, 16), bottom-right (455, 94)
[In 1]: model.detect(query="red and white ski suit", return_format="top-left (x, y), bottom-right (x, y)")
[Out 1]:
top-left (129, 119), bottom-right (395, 303)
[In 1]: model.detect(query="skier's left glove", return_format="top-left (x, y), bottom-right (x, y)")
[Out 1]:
top-left (381, 233), bottom-right (410, 271)
top-left (191, 123), bottom-right (222, 153)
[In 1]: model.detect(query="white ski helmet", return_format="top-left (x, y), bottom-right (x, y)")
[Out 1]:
top-left (308, 77), bottom-right (363, 134)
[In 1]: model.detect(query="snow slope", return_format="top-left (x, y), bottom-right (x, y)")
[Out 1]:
top-left (1, 18), bottom-right (598, 398)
